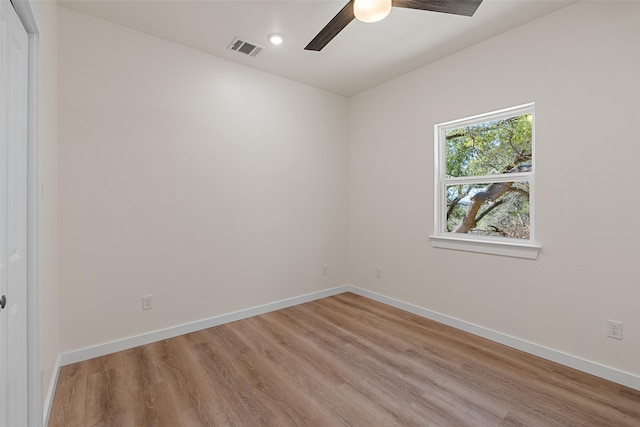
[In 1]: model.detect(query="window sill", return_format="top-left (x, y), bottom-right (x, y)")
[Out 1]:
top-left (429, 236), bottom-right (541, 260)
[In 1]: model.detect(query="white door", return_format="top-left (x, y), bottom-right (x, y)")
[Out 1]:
top-left (0, 1), bottom-right (29, 426)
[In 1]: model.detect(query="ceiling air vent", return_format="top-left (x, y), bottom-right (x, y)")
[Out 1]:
top-left (227, 37), bottom-right (264, 57)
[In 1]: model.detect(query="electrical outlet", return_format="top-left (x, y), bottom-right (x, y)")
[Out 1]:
top-left (607, 319), bottom-right (622, 340)
top-left (142, 295), bottom-right (153, 310)
top-left (322, 264), bottom-right (328, 276)
top-left (376, 267), bottom-right (382, 278)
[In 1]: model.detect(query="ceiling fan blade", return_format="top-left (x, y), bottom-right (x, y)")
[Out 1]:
top-left (305, 0), bottom-right (355, 51)
top-left (392, 0), bottom-right (483, 17)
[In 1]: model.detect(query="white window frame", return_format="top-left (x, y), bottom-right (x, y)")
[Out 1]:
top-left (430, 103), bottom-right (540, 259)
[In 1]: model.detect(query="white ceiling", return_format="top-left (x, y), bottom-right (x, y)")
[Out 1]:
top-left (57, 0), bottom-right (576, 97)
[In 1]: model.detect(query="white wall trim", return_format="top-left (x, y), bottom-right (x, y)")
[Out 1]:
top-left (11, 1), bottom-right (43, 426)
top-left (59, 285), bottom-right (349, 366)
top-left (344, 285), bottom-right (640, 391)
top-left (57, 283), bottom-right (640, 392)
top-left (429, 235), bottom-right (541, 260)
top-left (55, 285), bottom-right (640, 394)
top-left (55, 283), bottom-right (640, 400)
top-left (42, 354), bottom-right (60, 427)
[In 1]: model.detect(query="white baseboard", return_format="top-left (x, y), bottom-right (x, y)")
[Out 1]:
top-left (344, 285), bottom-right (640, 391)
top-left (42, 354), bottom-right (61, 427)
top-left (56, 283), bottom-right (640, 394)
top-left (59, 285), bottom-right (349, 366)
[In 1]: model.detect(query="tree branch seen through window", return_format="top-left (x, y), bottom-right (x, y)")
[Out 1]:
top-left (436, 105), bottom-right (534, 241)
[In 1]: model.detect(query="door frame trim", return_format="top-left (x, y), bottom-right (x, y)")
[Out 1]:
top-left (9, 1), bottom-right (42, 426)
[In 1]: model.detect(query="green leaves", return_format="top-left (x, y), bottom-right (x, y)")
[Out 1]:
top-left (445, 114), bottom-right (532, 178)
top-left (443, 113), bottom-right (533, 239)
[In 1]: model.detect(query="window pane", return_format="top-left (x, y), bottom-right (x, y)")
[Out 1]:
top-left (445, 114), bottom-right (532, 178)
top-left (445, 181), bottom-right (530, 239)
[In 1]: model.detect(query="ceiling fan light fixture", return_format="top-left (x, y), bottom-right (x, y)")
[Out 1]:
top-left (353, 0), bottom-right (392, 23)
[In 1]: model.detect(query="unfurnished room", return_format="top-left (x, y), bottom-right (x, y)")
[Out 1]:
top-left (0, 0), bottom-right (639, 426)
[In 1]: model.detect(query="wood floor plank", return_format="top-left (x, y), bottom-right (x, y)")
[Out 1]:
top-left (49, 293), bottom-right (640, 426)
top-left (48, 362), bottom-right (89, 426)
top-left (152, 337), bottom-right (220, 425)
top-left (241, 315), bottom-right (393, 426)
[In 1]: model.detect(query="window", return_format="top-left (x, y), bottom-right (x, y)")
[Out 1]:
top-left (431, 103), bottom-right (540, 259)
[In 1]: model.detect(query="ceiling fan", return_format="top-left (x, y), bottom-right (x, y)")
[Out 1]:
top-left (305, 0), bottom-right (484, 51)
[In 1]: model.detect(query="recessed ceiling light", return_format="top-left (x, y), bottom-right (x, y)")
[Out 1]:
top-left (268, 33), bottom-right (284, 45)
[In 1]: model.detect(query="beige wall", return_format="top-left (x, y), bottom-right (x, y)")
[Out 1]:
top-left (56, 0), bottom-right (639, 387)
top-left (57, 8), bottom-right (349, 352)
top-left (31, 0), bottom-right (59, 408)
top-left (348, 1), bottom-right (640, 376)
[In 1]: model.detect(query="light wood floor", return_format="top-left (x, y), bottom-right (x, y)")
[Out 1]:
top-left (49, 293), bottom-right (640, 426)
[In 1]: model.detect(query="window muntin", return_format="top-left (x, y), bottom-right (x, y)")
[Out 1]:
top-left (434, 103), bottom-right (535, 247)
